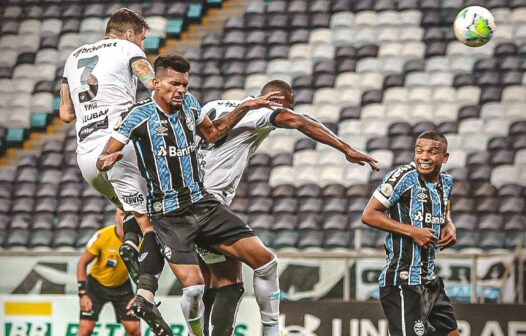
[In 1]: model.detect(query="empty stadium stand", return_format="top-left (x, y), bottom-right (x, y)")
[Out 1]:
top-left (0, 0), bottom-right (525, 252)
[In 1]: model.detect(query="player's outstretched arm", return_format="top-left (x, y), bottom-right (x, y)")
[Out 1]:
top-left (96, 138), bottom-right (125, 172)
top-left (197, 91), bottom-right (283, 143)
top-left (59, 82), bottom-right (76, 123)
top-left (274, 110), bottom-right (379, 171)
top-left (131, 58), bottom-right (155, 91)
top-left (362, 197), bottom-right (437, 248)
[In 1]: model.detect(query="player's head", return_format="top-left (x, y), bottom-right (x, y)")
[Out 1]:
top-left (414, 130), bottom-right (449, 180)
top-left (153, 54), bottom-right (191, 109)
top-left (114, 208), bottom-right (126, 240)
top-left (260, 80), bottom-right (294, 110)
top-left (105, 8), bottom-right (149, 49)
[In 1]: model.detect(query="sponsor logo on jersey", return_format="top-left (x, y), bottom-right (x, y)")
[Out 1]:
top-left (156, 125), bottom-right (168, 136)
top-left (416, 192), bottom-right (428, 202)
top-left (156, 142), bottom-right (197, 157)
top-left (121, 192), bottom-right (145, 206)
top-left (388, 165), bottom-right (413, 183)
top-left (82, 109), bottom-right (108, 124)
top-left (78, 115), bottom-right (108, 142)
top-left (72, 41), bottom-right (118, 57)
top-left (414, 211), bottom-right (445, 225)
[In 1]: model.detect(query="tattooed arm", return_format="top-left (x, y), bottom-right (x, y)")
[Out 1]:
top-left (131, 58), bottom-right (155, 91)
top-left (197, 91), bottom-right (283, 143)
top-left (59, 82), bottom-right (76, 123)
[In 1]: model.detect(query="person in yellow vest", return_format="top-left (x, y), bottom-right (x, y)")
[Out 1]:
top-left (76, 208), bottom-right (141, 336)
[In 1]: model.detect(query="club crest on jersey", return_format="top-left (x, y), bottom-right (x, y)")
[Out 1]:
top-left (414, 320), bottom-right (425, 336)
top-left (185, 113), bottom-right (195, 131)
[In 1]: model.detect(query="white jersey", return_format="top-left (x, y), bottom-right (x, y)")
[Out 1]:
top-left (199, 99), bottom-right (281, 206)
top-left (63, 38), bottom-right (146, 154)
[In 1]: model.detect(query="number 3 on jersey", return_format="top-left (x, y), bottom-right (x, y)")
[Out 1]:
top-left (77, 55), bottom-right (99, 103)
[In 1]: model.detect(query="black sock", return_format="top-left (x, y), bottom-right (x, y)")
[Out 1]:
top-left (138, 232), bottom-right (164, 279)
top-left (123, 214), bottom-right (142, 246)
top-left (210, 283), bottom-right (245, 336)
top-left (202, 287), bottom-right (217, 336)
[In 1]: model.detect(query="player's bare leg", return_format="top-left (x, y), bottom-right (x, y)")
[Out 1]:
top-left (448, 330), bottom-right (461, 336)
top-left (77, 320), bottom-right (96, 336)
top-left (121, 320), bottom-right (141, 336)
top-left (214, 237), bottom-right (280, 336)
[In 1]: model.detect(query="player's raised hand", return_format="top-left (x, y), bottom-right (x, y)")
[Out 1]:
top-left (97, 151), bottom-right (123, 172)
top-left (438, 223), bottom-right (456, 250)
top-left (244, 91), bottom-right (284, 109)
top-left (410, 227), bottom-right (437, 249)
top-left (80, 295), bottom-right (92, 312)
top-left (345, 148), bottom-right (380, 171)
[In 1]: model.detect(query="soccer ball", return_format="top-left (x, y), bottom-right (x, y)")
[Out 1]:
top-left (453, 6), bottom-right (496, 47)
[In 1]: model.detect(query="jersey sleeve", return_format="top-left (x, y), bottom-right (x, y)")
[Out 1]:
top-left (373, 166), bottom-right (415, 208)
top-left (186, 93), bottom-right (204, 125)
top-left (122, 41), bottom-right (147, 71)
top-left (254, 107), bottom-right (283, 129)
top-left (110, 106), bottom-right (147, 144)
top-left (85, 231), bottom-right (101, 256)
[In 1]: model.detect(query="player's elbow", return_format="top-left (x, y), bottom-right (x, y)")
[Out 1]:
top-left (361, 208), bottom-right (375, 227)
top-left (59, 107), bottom-right (75, 124)
top-left (96, 158), bottom-right (106, 172)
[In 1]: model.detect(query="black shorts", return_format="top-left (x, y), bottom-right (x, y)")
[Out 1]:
top-left (80, 275), bottom-right (137, 322)
top-left (151, 197), bottom-right (255, 265)
top-left (380, 277), bottom-right (457, 336)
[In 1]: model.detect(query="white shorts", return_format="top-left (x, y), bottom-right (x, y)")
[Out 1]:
top-left (77, 141), bottom-right (148, 214)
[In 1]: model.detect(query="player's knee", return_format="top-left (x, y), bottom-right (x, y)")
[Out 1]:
top-left (77, 321), bottom-right (95, 336)
top-left (254, 257), bottom-right (278, 279)
top-left (182, 284), bottom-right (205, 299)
top-left (122, 321), bottom-right (141, 336)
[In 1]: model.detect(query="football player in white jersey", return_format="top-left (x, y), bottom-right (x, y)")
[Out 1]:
top-left (196, 80), bottom-right (379, 335)
top-left (59, 8), bottom-right (172, 336)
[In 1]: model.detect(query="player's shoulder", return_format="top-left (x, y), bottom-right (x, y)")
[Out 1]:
top-left (202, 99), bottom-right (242, 117)
top-left (97, 224), bottom-right (115, 235)
top-left (439, 170), bottom-right (454, 185)
top-left (384, 163), bottom-right (418, 185)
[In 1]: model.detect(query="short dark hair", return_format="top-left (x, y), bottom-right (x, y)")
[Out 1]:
top-left (260, 80), bottom-right (293, 96)
top-left (153, 54), bottom-right (191, 74)
top-left (105, 8), bottom-right (149, 36)
top-left (417, 130), bottom-right (448, 153)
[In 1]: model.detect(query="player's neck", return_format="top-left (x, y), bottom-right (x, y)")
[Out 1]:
top-left (104, 33), bottom-right (120, 40)
top-left (154, 95), bottom-right (178, 115)
top-left (421, 172), bottom-right (439, 184)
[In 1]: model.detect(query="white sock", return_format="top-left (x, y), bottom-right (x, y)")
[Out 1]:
top-left (253, 257), bottom-right (280, 336)
top-left (137, 289), bottom-right (154, 304)
top-left (181, 285), bottom-right (205, 336)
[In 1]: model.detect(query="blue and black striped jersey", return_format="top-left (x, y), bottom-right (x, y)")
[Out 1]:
top-left (373, 162), bottom-right (454, 287)
top-left (111, 93), bottom-right (207, 216)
